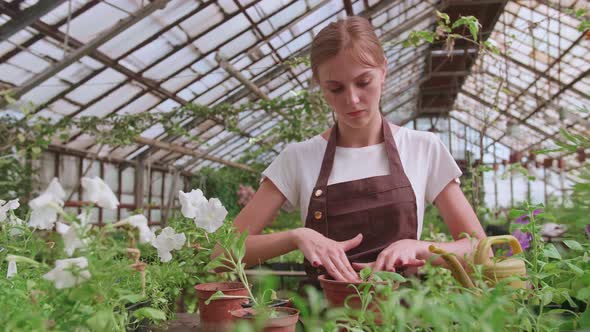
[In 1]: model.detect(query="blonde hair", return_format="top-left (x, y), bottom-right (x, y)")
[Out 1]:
top-left (310, 16), bottom-right (386, 83)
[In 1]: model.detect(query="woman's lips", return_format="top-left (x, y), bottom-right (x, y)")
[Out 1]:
top-left (346, 110), bottom-right (366, 118)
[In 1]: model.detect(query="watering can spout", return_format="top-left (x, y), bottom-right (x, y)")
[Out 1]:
top-left (428, 245), bottom-right (474, 288)
top-left (429, 236), bottom-right (527, 289)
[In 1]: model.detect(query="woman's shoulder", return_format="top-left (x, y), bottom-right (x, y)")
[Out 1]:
top-left (391, 124), bottom-right (439, 147)
top-left (281, 134), bottom-right (326, 156)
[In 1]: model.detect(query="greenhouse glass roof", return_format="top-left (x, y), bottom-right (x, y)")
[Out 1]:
top-left (1, 0), bottom-right (588, 173)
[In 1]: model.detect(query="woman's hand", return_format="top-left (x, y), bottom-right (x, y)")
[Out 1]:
top-left (292, 228), bottom-right (362, 282)
top-left (352, 239), bottom-right (427, 272)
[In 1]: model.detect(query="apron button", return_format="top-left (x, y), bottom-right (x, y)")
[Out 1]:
top-left (314, 211), bottom-right (323, 220)
top-left (314, 189), bottom-right (323, 197)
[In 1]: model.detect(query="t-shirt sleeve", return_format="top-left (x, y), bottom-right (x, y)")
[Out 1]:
top-left (425, 133), bottom-right (462, 204)
top-left (260, 144), bottom-right (299, 212)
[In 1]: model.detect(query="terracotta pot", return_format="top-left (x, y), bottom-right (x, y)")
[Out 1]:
top-left (317, 274), bottom-right (398, 307)
top-left (195, 282), bottom-right (248, 325)
top-left (231, 307), bottom-right (300, 332)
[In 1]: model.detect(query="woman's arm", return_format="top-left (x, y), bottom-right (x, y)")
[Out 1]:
top-left (212, 178), bottom-right (298, 267)
top-left (419, 180), bottom-right (487, 264)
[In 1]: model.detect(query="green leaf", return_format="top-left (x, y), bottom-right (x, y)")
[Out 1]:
top-left (543, 244), bottom-right (561, 260)
top-left (417, 31), bottom-right (435, 43)
top-left (132, 307), bottom-right (167, 321)
top-left (451, 16), bottom-right (480, 41)
top-left (205, 290), bottom-right (226, 305)
top-left (579, 305), bottom-right (590, 328)
top-left (119, 294), bottom-right (144, 303)
top-left (436, 11), bottom-right (450, 24)
top-left (563, 240), bottom-right (583, 251)
top-left (87, 310), bottom-right (118, 331)
top-left (360, 267), bottom-right (372, 281)
top-left (509, 209), bottom-right (526, 218)
top-left (576, 287), bottom-right (590, 301)
top-left (373, 271), bottom-right (406, 283)
top-left (565, 261), bottom-right (584, 275)
top-left (541, 291), bottom-right (553, 305)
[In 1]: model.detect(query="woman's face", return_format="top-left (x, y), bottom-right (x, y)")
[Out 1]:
top-left (317, 50), bottom-right (386, 129)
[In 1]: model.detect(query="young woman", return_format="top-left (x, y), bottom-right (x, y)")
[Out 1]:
top-left (220, 16), bottom-right (486, 283)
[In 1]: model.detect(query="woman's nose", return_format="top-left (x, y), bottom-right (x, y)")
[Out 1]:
top-left (345, 87), bottom-right (360, 105)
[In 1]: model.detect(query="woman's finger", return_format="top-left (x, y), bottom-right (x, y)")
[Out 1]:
top-left (308, 253), bottom-right (322, 268)
top-left (323, 256), bottom-right (346, 281)
top-left (404, 258), bottom-right (425, 267)
top-left (374, 252), bottom-right (388, 272)
top-left (337, 251), bottom-right (360, 281)
top-left (351, 262), bottom-right (373, 271)
top-left (384, 254), bottom-right (397, 272)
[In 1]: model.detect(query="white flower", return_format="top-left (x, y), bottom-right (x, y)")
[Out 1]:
top-left (0, 199), bottom-right (19, 223)
top-left (7, 214), bottom-right (24, 237)
top-left (28, 178), bottom-right (66, 230)
top-left (128, 214), bottom-right (155, 244)
top-left (195, 198), bottom-right (228, 233)
top-left (7, 258), bottom-right (17, 278)
top-left (77, 211), bottom-right (91, 227)
top-left (541, 223), bottom-right (567, 238)
top-left (43, 257), bottom-right (91, 289)
top-left (81, 177), bottom-right (119, 210)
top-left (178, 189), bottom-right (207, 219)
top-left (56, 222), bottom-right (87, 257)
top-left (151, 227), bottom-right (186, 262)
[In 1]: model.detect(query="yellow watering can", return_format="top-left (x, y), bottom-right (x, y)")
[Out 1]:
top-left (429, 235), bottom-right (527, 289)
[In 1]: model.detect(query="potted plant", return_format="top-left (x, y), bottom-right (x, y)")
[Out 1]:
top-left (318, 267), bottom-right (406, 308)
top-left (177, 188), bottom-right (299, 330)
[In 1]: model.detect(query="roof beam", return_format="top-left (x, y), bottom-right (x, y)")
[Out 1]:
top-left (215, 53), bottom-right (270, 102)
top-left (2, 0), bottom-right (171, 101)
top-left (133, 136), bottom-right (255, 173)
top-left (0, 0), bottom-right (67, 42)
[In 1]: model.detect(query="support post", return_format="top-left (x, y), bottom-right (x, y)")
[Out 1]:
top-left (135, 157), bottom-right (145, 211)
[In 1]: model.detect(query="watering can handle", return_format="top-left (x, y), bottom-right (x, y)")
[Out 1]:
top-left (475, 235), bottom-right (523, 265)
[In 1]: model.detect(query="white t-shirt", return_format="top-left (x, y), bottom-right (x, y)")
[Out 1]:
top-left (261, 124), bottom-right (462, 239)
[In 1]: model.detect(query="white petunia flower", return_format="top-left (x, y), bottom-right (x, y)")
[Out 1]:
top-left (178, 189), bottom-right (207, 219)
top-left (194, 198), bottom-right (228, 233)
top-left (56, 222), bottom-right (87, 257)
top-left (7, 214), bottom-right (24, 237)
top-left (7, 257), bottom-right (17, 278)
top-left (128, 214), bottom-right (155, 244)
top-left (28, 178), bottom-right (66, 230)
top-left (81, 177), bottom-right (119, 210)
top-left (151, 227), bottom-right (186, 262)
top-left (77, 211), bottom-right (91, 227)
top-left (43, 257), bottom-right (91, 289)
top-left (0, 199), bottom-right (19, 223)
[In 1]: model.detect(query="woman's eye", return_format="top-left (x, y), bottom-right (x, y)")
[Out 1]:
top-left (357, 80), bottom-right (371, 87)
top-left (329, 87), bottom-right (343, 93)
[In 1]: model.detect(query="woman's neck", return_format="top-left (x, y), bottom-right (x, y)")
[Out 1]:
top-left (335, 113), bottom-right (384, 147)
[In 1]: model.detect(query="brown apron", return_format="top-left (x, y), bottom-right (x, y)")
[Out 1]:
top-left (302, 116), bottom-right (418, 286)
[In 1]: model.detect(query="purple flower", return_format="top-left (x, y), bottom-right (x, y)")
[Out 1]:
top-left (586, 225), bottom-right (590, 237)
top-left (508, 229), bottom-right (532, 256)
top-left (514, 209), bottom-right (543, 225)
